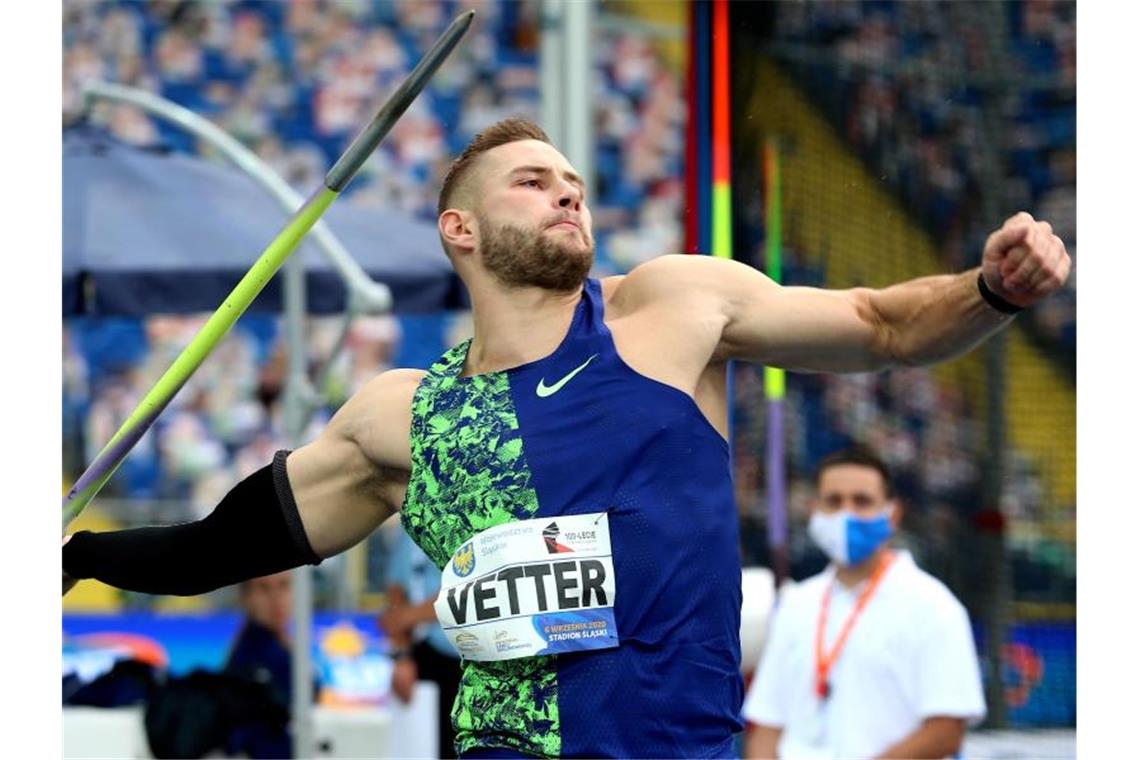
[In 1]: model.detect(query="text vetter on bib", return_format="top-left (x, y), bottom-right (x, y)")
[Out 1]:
top-left (435, 512), bottom-right (619, 661)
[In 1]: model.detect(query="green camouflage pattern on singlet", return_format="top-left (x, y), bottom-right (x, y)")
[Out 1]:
top-left (400, 338), bottom-right (561, 757)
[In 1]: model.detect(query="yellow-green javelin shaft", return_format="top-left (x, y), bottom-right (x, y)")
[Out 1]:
top-left (62, 188), bottom-right (335, 529)
top-left (63, 9), bottom-right (476, 530)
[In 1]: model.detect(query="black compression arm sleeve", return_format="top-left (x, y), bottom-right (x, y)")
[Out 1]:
top-left (63, 450), bottom-right (321, 596)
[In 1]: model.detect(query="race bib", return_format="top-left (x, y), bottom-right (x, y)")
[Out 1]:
top-left (434, 512), bottom-right (619, 661)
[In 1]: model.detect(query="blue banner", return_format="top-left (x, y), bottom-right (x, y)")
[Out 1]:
top-left (975, 621), bottom-right (1075, 728)
top-left (64, 612), bottom-right (396, 707)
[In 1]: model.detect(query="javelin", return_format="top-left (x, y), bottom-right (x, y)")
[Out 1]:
top-left (62, 10), bottom-right (476, 530)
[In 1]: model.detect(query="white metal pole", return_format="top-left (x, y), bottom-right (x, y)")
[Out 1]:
top-left (563, 0), bottom-right (594, 191)
top-left (540, 0), bottom-right (565, 147)
top-left (284, 249), bottom-right (316, 759)
top-left (81, 81), bottom-right (392, 315)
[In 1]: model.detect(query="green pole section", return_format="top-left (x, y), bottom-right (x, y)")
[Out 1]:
top-left (764, 139), bottom-right (784, 399)
top-left (763, 137), bottom-right (790, 585)
top-left (764, 140), bottom-right (783, 284)
top-left (712, 184), bottom-right (733, 259)
top-left (764, 365), bottom-right (785, 400)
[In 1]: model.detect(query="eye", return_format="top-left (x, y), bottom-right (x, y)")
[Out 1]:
top-left (518, 178), bottom-right (542, 188)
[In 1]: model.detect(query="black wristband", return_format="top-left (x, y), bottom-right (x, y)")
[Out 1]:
top-left (977, 271), bottom-right (1023, 315)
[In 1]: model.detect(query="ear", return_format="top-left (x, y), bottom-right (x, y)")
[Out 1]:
top-left (886, 499), bottom-right (903, 530)
top-left (439, 209), bottom-right (476, 256)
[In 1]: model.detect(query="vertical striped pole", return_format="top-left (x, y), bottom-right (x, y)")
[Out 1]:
top-left (710, 0), bottom-right (735, 468)
top-left (710, 0), bottom-right (732, 261)
top-left (694, 0), bottom-right (712, 255)
top-left (684, 1), bottom-right (737, 467)
top-left (763, 139), bottom-right (789, 585)
top-left (684, 0), bottom-right (700, 254)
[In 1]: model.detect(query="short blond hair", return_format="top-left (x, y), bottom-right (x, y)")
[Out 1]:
top-left (437, 117), bottom-right (551, 216)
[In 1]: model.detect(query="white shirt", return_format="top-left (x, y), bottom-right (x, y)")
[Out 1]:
top-left (742, 551), bottom-right (985, 760)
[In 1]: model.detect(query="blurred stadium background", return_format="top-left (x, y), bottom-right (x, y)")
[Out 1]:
top-left (61, 1), bottom-right (1075, 757)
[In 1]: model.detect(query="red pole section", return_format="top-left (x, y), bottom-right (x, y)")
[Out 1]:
top-left (711, 0), bottom-right (732, 258)
top-left (684, 0), bottom-right (700, 254)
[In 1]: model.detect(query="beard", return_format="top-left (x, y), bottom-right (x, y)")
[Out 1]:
top-left (476, 211), bottom-right (595, 292)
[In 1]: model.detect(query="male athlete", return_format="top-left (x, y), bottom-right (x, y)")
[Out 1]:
top-left (63, 118), bottom-right (1071, 758)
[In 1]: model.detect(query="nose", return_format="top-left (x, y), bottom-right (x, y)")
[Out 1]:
top-left (557, 181), bottom-right (582, 211)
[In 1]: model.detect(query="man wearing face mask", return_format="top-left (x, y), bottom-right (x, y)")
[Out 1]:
top-left (743, 447), bottom-right (985, 760)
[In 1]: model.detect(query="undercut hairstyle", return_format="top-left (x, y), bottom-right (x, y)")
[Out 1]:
top-left (814, 446), bottom-right (895, 498)
top-left (437, 116), bottom-right (552, 217)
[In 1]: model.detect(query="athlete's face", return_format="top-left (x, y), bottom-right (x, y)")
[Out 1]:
top-left (473, 140), bottom-right (595, 291)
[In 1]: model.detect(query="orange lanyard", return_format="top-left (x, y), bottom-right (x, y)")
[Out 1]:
top-left (814, 551), bottom-right (897, 700)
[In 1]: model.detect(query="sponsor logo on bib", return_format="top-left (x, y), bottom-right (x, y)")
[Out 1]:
top-left (454, 632), bottom-right (482, 655)
top-left (543, 521), bottom-right (574, 554)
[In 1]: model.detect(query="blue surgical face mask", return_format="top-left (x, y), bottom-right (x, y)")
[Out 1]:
top-left (808, 508), bottom-right (894, 566)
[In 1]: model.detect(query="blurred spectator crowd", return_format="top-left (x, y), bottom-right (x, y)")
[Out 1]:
top-left (62, 0), bottom-right (686, 274)
top-left (770, 0), bottom-right (1075, 357)
top-left (63, 311), bottom-right (429, 519)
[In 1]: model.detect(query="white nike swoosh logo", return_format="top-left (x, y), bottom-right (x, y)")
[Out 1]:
top-left (536, 354), bottom-right (599, 398)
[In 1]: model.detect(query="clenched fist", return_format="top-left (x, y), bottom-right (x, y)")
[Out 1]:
top-left (981, 212), bottom-right (1072, 309)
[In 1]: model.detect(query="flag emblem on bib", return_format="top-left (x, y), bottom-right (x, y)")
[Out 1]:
top-left (453, 542), bottom-right (476, 576)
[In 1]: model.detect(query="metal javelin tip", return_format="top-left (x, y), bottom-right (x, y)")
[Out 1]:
top-left (324, 9), bottom-right (477, 192)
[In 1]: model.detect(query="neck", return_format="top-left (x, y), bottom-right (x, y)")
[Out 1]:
top-left (249, 618), bottom-right (289, 645)
top-left (463, 278), bottom-right (583, 375)
top-left (834, 546), bottom-right (890, 589)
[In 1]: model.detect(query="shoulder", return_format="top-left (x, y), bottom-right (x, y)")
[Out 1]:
top-left (324, 368), bottom-right (425, 463)
top-left (357, 367), bottom-right (428, 396)
top-left (604, 255), bottom-right (731, 306)
top-left (334, 369), bottom-right (425, 423)
top-left (776, 571), bottom-right (830, 616)
top-left (890, 555), bottom-right (969, 621)
top-left (611, 253), bottom-right (726, 293)
top-left (357, 368), bottom-right (426, 402)
top-left (228, 621), bottom-right (274, 657)
top-left (605, 254), bottom-right (778, 317)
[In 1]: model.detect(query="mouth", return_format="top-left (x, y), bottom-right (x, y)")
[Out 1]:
top-left (547, 221), bottom-right (581, 232)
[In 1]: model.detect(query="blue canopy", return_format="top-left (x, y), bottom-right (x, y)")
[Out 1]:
top-left (63, 127), bottom-right (466, 316)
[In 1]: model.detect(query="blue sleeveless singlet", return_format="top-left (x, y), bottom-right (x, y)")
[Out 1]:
top-left (401, 278), bottom-right (743, 757)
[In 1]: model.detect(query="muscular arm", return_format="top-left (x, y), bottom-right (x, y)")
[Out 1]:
top-left (286, 368), bottom-right (419, 557)
top-left (617, 213), bottom-right (1069, 374)
top-left (873, 716), bottom-right (966, 759)
top-left (744, 723), bottom-right (782, 759)
top-left (63, 369), bottom-right (420, 595)
top-left (721, 263), bottom-right (1013, 371)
